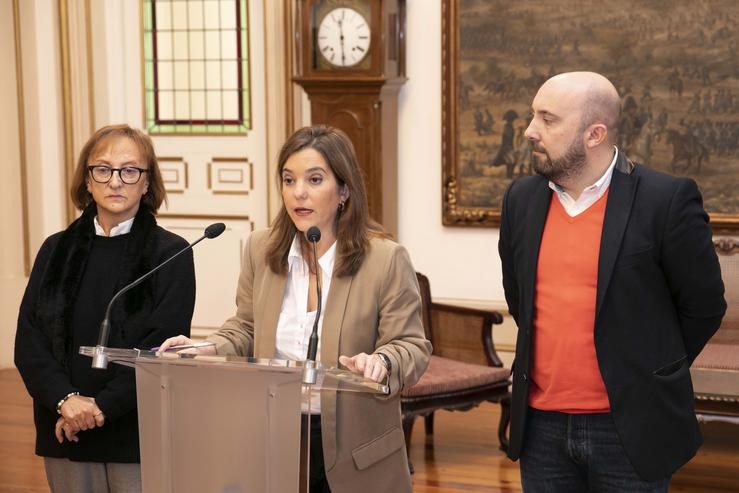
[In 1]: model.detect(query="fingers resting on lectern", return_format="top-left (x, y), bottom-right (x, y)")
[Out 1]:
top-left (339, 353), bottom-right (388, 383)
top-left (156, 335), bottom-right (194, 353)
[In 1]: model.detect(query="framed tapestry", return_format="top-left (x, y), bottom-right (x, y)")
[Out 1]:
top-left (442, 0), bottom-right (739, 231)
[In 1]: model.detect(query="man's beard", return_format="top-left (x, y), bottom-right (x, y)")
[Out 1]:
top-left (532, 136), bottom-right (587, 184)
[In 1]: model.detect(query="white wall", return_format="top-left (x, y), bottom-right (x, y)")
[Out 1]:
top-left (398, 1), bottom-right (504, 304)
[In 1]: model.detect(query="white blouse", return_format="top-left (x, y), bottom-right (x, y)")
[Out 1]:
top-left (274, 235), bottom-right (336, 413)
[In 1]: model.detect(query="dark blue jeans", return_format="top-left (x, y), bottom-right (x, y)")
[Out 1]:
top-left (519, 408), bottom-right (670, 492)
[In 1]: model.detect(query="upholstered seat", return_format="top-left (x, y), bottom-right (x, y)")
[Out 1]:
top-left (693, 344), bottom-right (739, 372)
top-left (403, 355), bottom-right (511, 398)
top-left (401, 273), bottom-right (511, 470)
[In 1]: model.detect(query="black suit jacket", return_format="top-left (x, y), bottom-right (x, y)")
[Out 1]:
top-left (498, 151), bottom-right (726, 481)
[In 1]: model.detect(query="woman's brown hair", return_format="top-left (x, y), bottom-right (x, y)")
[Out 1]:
top-left (266, 125), bottom-right (387, 277)
top-left (70, 124), bottom-right (166, 213)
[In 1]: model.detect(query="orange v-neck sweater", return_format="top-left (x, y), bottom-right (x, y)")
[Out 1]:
top-left (529, 190), bottom-right (611, 413)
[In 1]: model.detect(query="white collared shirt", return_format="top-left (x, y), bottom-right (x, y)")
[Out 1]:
top-left (93, 216), bottom-right (135, 237)
top-left (275, 235), bottom-right (336, 413)
top-left (548, 146), bottom-right (619, 217)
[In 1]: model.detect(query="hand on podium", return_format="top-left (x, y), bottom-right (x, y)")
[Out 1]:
top-left (155, 335), bottom-right (217, 355)
top-left (339, 352), bottom-right (389, 383)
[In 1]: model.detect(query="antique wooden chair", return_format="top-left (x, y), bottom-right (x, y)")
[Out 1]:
top-left (401, 272), bottom-right (511, 467)
top-left (690, 238), bottom-right (739, 425)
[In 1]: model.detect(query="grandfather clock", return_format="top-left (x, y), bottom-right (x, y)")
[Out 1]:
top-left (293, 0), bottom-right (406, 237)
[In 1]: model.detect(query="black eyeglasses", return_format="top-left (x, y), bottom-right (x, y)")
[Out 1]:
top-left (88, 165), bottom-right (148, 184)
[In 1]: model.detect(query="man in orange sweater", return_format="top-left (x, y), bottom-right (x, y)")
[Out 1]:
top-left (498, 72), bottom-right (726, 492)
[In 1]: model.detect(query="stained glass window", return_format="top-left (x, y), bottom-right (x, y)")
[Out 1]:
top-left (143, 0), bottom-right (250, 134)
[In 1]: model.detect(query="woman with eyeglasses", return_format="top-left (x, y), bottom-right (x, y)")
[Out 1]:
top-left (14, 124), bottom-right (196, 493)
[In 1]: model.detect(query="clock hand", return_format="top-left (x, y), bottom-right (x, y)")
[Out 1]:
top-left (338, 18), bottom-right (346, 65)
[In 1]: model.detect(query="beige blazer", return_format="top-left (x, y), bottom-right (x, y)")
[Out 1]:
top-left (208, 229), bottom-right (431, 492)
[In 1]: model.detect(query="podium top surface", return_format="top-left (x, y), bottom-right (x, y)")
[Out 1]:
top-left (79, 345), bottom-right (389, 394)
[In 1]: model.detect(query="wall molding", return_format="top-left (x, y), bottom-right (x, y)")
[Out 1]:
top-left (13, 0), bottom-right (30, 276)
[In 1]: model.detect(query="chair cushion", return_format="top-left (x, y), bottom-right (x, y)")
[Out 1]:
top-left (402, 355), bottom-right (510, 398)
top-left (693, 343), bottom-right (739, 371)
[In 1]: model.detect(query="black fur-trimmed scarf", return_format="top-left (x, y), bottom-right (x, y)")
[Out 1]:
top-left (37, 203), bottom-right (158, 367)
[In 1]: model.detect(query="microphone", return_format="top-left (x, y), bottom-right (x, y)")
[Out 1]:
top-left (306, 226), bottom-right (321, 243)
top-left (204, 222), bottom-right (226, 238)
top-left (91, 222), bottom-right (226, 369)
top-left (303, 226), bottom-right (322, 384)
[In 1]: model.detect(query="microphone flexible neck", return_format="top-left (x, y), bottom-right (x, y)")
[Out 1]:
top-left (97, 233), bottom-right (207, 347)
top-left (92, 223), bottom-right (224, 369)
top-left (306, 240), bottom-right (322, 362)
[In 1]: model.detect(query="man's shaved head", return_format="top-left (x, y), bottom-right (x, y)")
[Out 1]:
top-left (541, 72), bottom-right (621, 143)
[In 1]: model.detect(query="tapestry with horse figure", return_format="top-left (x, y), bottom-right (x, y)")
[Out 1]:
top-left (442, 0), bottom-right (739, 230)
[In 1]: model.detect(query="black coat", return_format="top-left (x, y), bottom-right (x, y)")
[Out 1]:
top-left (15, 205), bottom-right (196, 462)
top-left (498, 151), bottom-right (726, 481)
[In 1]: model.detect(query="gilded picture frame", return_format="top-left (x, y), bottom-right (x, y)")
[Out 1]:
top-left (442, 0), bottom-right (739, 232)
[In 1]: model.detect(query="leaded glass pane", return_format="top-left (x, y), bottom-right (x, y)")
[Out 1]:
top-left (143, 0), bottom-right (251, 134)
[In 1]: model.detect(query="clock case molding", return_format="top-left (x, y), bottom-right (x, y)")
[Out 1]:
top-left (293, 0), bottom-right (406, 237)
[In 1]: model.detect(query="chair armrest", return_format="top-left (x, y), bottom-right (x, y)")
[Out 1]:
top-left (429, 302), bottom-right (505, 368)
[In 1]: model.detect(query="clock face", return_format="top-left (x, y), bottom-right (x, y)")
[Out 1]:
top-left (317, 7), bottom-right (371, 68)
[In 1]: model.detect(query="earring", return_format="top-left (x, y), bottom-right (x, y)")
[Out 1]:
top-left (338, 201), bottom-right (345, 212)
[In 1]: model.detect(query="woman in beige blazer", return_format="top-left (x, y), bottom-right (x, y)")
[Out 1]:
top-left (159, 125), bottom-right (431, 492)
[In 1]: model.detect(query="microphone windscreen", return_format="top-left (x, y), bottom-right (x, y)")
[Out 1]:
top-left (306, 226), bottom-right (321, 243)
top-left (204, 223), bottom-right (226, 239)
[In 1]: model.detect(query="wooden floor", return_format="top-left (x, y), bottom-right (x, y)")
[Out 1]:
top-left (2, 368), bottom-right (738, 492)
top-left (409, 404), bottom-right (739, 492)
